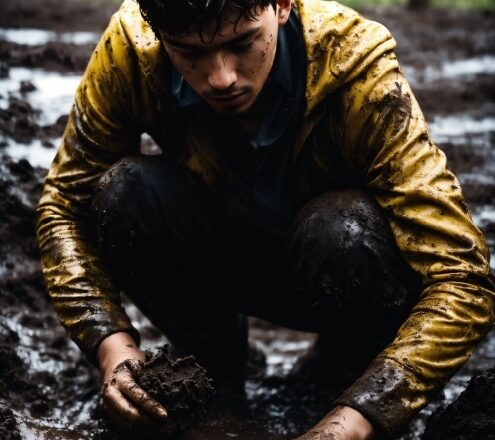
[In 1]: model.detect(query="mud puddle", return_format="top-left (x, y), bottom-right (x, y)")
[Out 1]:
top-left (0, 67), bottom-right (79, 124)
top-left (429, 115), bottom-right (495, 142)
top-left (0, 67), bottom-right (79, 166)
top-left (0, 29), bottom-right (99, 46)
top-left (404, 55), bottom-right (495, 85)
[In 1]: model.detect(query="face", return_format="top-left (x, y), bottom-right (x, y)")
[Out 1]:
top-left (160, 0), bottom-right (291, 115)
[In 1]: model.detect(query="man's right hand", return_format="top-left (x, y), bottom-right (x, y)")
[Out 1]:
top-left (97, 332), bottom-right (168, 429)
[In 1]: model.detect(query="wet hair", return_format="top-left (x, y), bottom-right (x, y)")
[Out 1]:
top-left (135, 0), bottom-right (278, 41)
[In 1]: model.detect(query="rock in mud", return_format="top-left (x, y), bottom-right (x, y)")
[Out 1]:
top-left (135, 345), bottom-right (215, 437)
top-left (20, 80), bottom-right (36, 93)
top-left (0, 96), bottom-right (67, 145)
top-left (423, 367), bottom-right (495, 440)
top-left (0, 404), bottom-right (21, 440)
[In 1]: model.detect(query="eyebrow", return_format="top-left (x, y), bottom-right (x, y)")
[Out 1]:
top-left (164, 27), bottom-right (261, 50)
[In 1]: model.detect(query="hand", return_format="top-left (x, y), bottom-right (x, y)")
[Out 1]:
top-left (97, 332), bottom-right (168, 429)
top-left (295, 406), bottom-right (374, 440)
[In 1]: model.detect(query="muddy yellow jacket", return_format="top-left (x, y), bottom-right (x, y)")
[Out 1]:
top-left (37, 0), bottom-right (495, 436)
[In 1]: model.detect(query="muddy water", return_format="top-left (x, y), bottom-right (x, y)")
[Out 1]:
top-left (1, 6), bottom-right (495, 439)
top-left (404, 55), bottom-right (495, 84)
top-left (0, 29), bottom-right (99, 46)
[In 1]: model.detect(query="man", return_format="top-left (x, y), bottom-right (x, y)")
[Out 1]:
top-left (36, 0), bottom-right (495, 438)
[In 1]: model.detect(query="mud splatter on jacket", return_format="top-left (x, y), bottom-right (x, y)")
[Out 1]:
top-left (36, 0), bottom-right (495, 436)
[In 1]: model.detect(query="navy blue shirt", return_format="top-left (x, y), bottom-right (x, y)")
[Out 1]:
top-left (171, 10), bottom-right (305, 235)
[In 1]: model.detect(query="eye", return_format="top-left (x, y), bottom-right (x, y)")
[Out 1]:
top-left (178, 49), bottom-right (204, 59)
top-left (231, 40), bottom-right (254, 53)
top-left (166, 42), bottom-right (205, 60)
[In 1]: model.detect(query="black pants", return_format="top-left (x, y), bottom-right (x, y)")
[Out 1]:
top-left (92, 156), bottom-right (421, 381)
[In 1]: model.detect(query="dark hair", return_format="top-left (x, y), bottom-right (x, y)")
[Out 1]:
top-left (135, 0), bottom-right (277, 40)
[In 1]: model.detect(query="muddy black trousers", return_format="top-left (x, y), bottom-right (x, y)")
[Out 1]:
top-left (92, 156), bottom-right (421, 383)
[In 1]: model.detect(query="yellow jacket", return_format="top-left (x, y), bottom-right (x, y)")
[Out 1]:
top-left (37, 0), bottom-right (495, 436)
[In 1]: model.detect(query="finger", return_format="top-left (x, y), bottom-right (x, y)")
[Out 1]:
top-left (120, 378), bottom-right (168, 420)
top-left (103, 381), bottom-right (145, 426)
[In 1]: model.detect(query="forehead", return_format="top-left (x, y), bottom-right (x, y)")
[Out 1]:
top-left (162, 5), bottom-right (272, 47)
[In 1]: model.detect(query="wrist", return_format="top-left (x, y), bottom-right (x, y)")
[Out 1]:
top-left (315, 405), bottom-right (374, 440)
top-left (97, 331), bottom-right (144, 374)
top-left (333, 405), bottom-right (374, 440)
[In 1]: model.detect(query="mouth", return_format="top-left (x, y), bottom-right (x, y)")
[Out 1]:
top-left (207, 92), bottom-right (245, 103)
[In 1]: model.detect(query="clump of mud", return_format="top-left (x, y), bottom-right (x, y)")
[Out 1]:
top-left (0, 95), bottom-right (67, 147)
top-left (0, 39), bottom-right (96, 72)
top-left (0, 404), bottom-right (21, 440)
top-left (423, 367), bottom-right (495, 440)
top-left (135, 345), bottom-right (215, 436)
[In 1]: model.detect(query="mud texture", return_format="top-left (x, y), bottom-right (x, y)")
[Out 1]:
top-left (0, 95), bottom-right (67, 147)
top-left (135, 345), bottom-right (215, 437)
top-left (0, 0), bottom-right (120, 32)
top-left (423, 368), bottom-right (495, 440)
top-left (0, 156), bottom-right (44, 273)
top-left (0, 404), bottom-right (21, 440)
top-left (0, 39), bottom-right (95, 73)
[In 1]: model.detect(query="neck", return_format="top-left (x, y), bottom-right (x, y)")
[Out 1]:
top-left (228, 84), bottom-right (275, 142)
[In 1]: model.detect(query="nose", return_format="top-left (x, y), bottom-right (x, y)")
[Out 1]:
top-left (207, 52), bottom-right (237, 91)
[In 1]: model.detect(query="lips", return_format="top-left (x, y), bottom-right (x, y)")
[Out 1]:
top-left (208, 92), bottom-right (245, 102)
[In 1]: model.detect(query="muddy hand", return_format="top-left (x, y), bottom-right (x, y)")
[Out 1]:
top-left (97, 332), bottom-right (168, 429)
top-left (101, 358), bottom-right (168, 429)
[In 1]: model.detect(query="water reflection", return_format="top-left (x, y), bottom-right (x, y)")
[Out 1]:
top-left (0, 28), bottom-right (99, 46)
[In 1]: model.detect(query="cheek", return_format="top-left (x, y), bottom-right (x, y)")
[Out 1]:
top-left (166, 49), bottom-right (198, 79)
top-left (251, 34), bottom-right (276, 79)
top-left (173, 58), bottom-right (201, 84)
top-left (262, 33), bottom-right (275, 60)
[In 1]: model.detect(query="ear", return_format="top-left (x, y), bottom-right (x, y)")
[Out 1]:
top-left (277, 0), bottom-right (292, 26)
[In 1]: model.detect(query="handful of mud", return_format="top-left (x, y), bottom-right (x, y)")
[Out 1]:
top-left (131, 345), bottom-right (215, 436)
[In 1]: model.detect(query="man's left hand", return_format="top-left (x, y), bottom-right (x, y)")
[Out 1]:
top-left (295, 405), bottom-right (374, 440)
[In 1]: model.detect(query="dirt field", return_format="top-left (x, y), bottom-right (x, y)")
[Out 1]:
top-left (0, 1), bottom-right (494, 439)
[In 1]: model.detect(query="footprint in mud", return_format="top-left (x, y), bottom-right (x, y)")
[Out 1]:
top-left (131, 345), bottom-right (215, 437)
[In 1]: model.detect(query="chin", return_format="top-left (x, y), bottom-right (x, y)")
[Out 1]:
top-left (209, 104), bottom-right (242, 116)
top-left (207, 92), bottom-right (257, 116)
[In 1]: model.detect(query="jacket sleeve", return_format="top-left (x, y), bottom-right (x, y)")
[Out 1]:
top-left (36, 13), bottom-right (143, 364)
top-left (333, 42), bottom-right (495, 436)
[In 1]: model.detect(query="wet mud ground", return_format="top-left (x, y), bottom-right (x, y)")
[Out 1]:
top-left (0, 1), bottom-right (494, 439)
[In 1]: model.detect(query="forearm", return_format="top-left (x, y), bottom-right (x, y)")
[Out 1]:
top-left (37, 204), bottom-right (139, 362)
top-left (36, 96), bottom-right (145, 361)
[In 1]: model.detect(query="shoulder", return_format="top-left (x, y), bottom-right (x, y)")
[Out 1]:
top-left (99, 0), bottom-right (167, 79)
top-left (295, 0), bottom-right (397, 109)
top-left (84, 0), bottom-right (170, 101)
top-left (116, 0), bottom-right (161, 54)
top-left (297, 0), bottom-right (395, 59)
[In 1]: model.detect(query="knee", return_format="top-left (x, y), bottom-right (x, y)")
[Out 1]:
top-left (288, 189), bottom-right (420, 322)
top-left (93, 156), bottom-right (165, 211)
top-left (288, 190), bottom-right (386, 266)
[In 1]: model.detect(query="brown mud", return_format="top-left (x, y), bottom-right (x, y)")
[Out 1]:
top-left (0, 1), bottom-right (494, 439)
top-left (0, 0), bottom-right (119, 32)
top-left (135, 345), bottom-right (215, 437)
top-left (0, 405), bottom-right (21, 440)
top-left (0, 39), bottom-right (95, 73)
top-left (0, 96), bottom-right (67, 147)
top-left (423, 368), bottom-right (495, 440)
